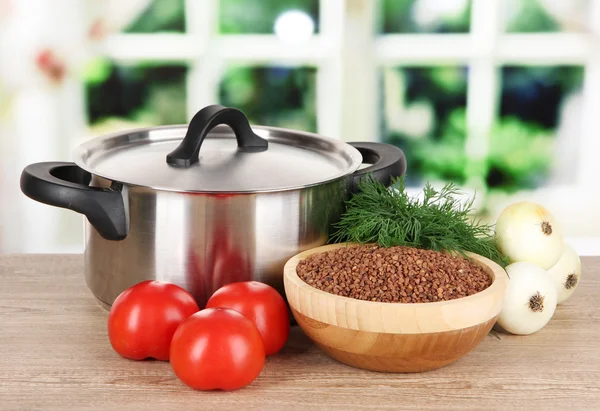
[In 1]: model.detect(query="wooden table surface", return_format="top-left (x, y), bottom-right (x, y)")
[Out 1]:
top-left (1, 255), bottom-right (599, 411)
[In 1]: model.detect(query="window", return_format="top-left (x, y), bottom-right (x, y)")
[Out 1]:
top-left (382, 66), bottom-right (469, 186)
top-left (4, 0), bottom-right (600, 254)
top-left (219, 66), bottom-right (317, 132)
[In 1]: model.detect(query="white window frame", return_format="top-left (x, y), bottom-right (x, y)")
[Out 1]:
top-left (102, 0), bottom-right (600, 189)
top-left (7, 0), bottom-right (600, 254)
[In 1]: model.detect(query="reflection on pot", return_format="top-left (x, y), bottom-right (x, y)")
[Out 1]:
top-left (83, 178), bottom-right (356, 309)
top-left (185, 193), bottom-right (254, 308)
top-left (303, 177), bottom-right (349, 238)
top-left (209, 226), bottom-right (252, 293)
top-left (186, 247), bottom-right (206, 308)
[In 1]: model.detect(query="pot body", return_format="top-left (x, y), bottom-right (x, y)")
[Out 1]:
top-left (84, 175), bottom-right (349, 308)
top-left (20, 106), bottom-right (407, 310)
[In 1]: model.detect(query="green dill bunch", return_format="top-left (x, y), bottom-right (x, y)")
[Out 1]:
top-left (330, 176), bottom-right (509, 267)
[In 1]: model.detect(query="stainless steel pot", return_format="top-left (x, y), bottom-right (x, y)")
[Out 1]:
top-left (20, 105), bottom-right (406, 309)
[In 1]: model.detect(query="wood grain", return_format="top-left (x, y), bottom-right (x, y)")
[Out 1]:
top-left (1, 254), bottom-right (599, 411)
top-left (293, 309), bottom-right (498, 373)
top-left (283, 243), bottom-right (508, 372)
top-left (283, 243), bottom-right (508, 333)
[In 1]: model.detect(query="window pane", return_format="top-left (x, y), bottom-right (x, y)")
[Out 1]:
top-left (490, 66), bottom-right (584, 190)
top-left (381, 66), bottom-right (468, 185)
top-left (124, 0), bottom-right (185, 33)
top-left (503, 0), bottom-right (587, 33)
top-left (379, 0), bottom-right (471, 34)
top-left (219, 0), bottom-right (319, 34)
top-left (219, 66), bottom-right (317, 132)
top-left (85, 61), bottom-right (188, 129)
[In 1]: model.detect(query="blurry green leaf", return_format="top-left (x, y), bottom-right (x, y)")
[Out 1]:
top-left (379, 0), bottom-right (414, 33)
top-left (380, 0), bottom-right (471, 33)
top-left (487, 116), bottom-right (554, 187)
top-left (388, 106), bottom-right (555, 192)
top-left (505, 0), bottom-right (560, 33)
top-left (81, 57), bottom-right (112, 85)
top-left (442, 0), bottom-right (472, 31)
top-left (220, 0), bottom-right (319, 34)
top-left (146, 83), bottom-right (187, 124)
top-left (464, 158), bottom-right (488, 179)
top-left (218, 66), bottom-right (256, 106)
top-left (413, 133), bottom-right (467, 182)
top-left (85, 63), bottom-right (187, 126)
top-left (443, 107), bottom-right (467, 140)
top-left (219, 66), bottom-right (317, 132)
top-left (430, 67), bottom-right (466, 93)
top-left (125, 0), bottom-right (185, 33)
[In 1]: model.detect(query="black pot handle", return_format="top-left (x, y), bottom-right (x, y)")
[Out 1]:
top-left (166, 104), bottom-right (268, 167)
top-left (20, 162), bottom-right (128, 241)
top-left (348, 142), bottom-right (407, 192)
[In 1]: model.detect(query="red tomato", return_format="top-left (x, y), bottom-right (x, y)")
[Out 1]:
top-left (206, 281), bottom-right (290, 356)
top-left (170, 308), bottom-right (265, 391)
top-left (108, 280), bottom-right (199, 361)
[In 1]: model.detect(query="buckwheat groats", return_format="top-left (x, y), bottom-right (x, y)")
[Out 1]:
top-left (296, 245), bottom-right (492, 303)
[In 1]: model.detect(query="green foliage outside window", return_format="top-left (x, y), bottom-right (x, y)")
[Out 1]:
top-left (384, 65), bottom-right (582, 193)
top-left (83, 0), bottom-right (582, 195)
top-left (379, 0), bottom-right (471, 33)
top-left (401, 109), bottom-right (555, 192)
top-left (124, 0), bottom-right (185, 33)
top-left (504, 0), bottom-right (562, 33)
top-left (219, 66), bottom-right (317, 132)
top-left (220, 0), bottom-right (319, 33)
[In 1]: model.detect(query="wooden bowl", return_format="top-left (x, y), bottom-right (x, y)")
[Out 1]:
top-left (283, 243), bottom-right (509, 373)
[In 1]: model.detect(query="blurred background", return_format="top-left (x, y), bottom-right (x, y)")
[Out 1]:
top-left (1, 0), bottom-right (599, 255)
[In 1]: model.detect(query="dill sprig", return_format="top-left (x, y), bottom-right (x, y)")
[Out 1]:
top-left (330, 176), bottom-right (509, 267)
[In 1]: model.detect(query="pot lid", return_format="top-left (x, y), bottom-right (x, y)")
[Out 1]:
top-left (73, 105), bottom-right (363, 193)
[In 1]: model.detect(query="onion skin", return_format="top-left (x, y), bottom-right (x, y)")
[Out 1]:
top-left (494, 202), bottom-right (564, 270)
top-left (547, 243), bottom-right (581, 304)
top-left (496, 262), bottom-right (557, 335)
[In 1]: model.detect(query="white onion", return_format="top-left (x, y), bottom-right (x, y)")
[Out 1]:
top-left (547, 243), bottom-right (581, 304)
top-left (496, 262), bottom-right (557, 335)
top-left (494, 201), bottom-right (564, 270)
